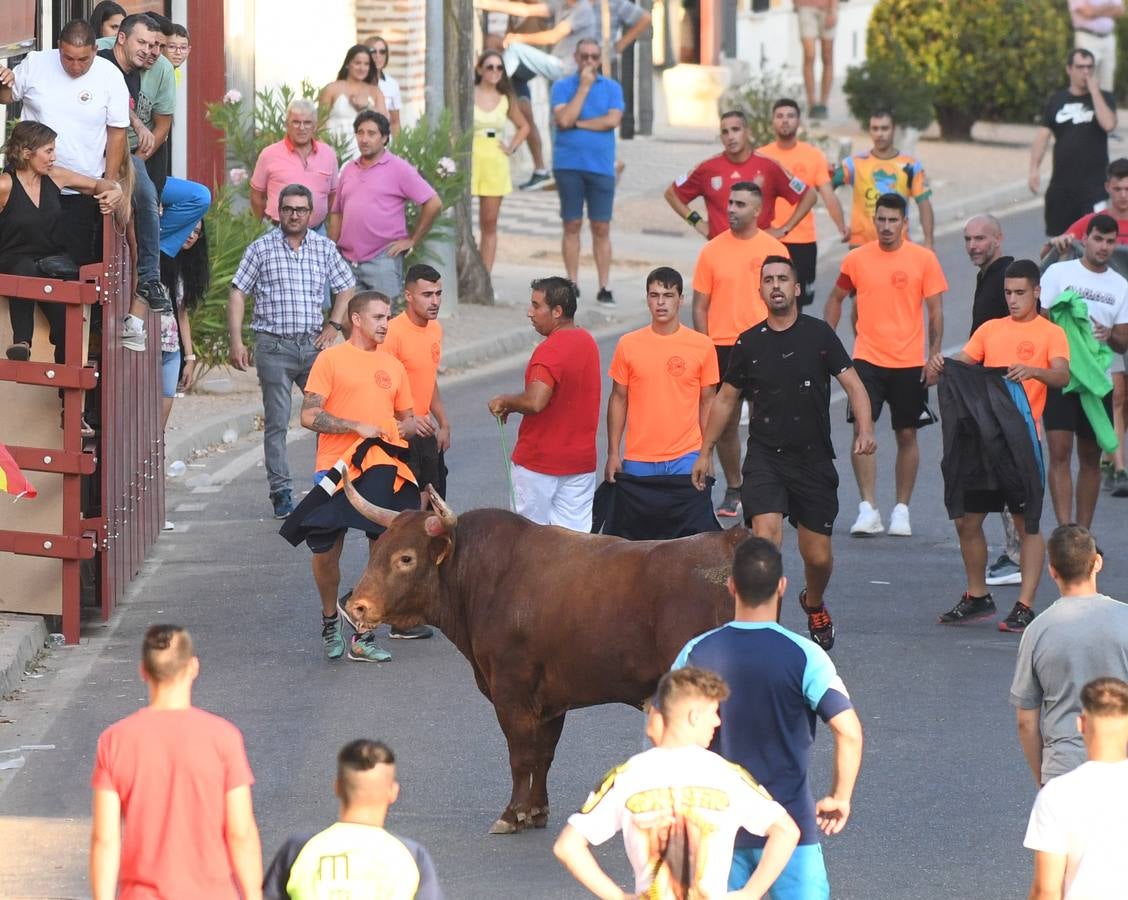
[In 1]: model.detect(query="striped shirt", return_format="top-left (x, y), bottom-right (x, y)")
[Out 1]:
top-left (232, 228), bottom-right (354, 336)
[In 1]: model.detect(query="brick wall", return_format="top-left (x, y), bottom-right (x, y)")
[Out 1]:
top-left (355, 0), bottom-right (426, 127)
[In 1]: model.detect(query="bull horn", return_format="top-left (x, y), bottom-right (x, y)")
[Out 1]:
top-left (342, 469), bottom-right (401, 527)
top-left (426, 484), bottom-right (458, 530)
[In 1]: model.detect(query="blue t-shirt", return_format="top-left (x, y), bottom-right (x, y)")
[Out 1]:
top-left (673, 621), bottom-right (853, 847)
top-left (550, 74), bottom-right (624, 177)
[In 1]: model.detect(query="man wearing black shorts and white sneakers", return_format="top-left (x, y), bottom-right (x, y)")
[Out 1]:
top-left (1040, 213), bottom-right (1128, 529)
top-left (693, 256), bottom-right (876, 650)
top-left (825, 193), bottom-right (947, 537)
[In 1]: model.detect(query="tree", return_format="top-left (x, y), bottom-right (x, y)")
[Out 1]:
top-left (444, 0), bottom-right (494, 304)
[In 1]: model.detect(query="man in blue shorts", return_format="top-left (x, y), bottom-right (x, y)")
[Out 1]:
top-left (673, 536), bottom-right (864, 899)
top-left (551, 37), bottom-right (623, 305)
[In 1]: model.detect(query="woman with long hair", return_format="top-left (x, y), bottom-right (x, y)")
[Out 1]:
top-left (90, 1), bottom-right (126, 37)
top-left (365, 36), bottom-right (402, 137)
top-left (158, 219), bottom-right (209, 429)
top-left (472, 49), bottom-right (529, 273)
top-left (319, 45), bottom-right (387, 161)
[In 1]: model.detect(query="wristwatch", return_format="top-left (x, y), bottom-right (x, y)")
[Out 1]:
top-left (326, 320), bottom-right (343, 332)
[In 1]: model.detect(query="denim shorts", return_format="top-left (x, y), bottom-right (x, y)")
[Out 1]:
top-left (555, 168), bottom-right (615, 222)
top-left (160, 349), bottom-right (181, 399)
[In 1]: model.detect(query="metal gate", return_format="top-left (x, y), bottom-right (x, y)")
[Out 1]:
top-left (0, 219), bottom-right (162, 643)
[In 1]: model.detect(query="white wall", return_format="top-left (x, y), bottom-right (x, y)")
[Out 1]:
top-left (252, 0), bottom-right (358, 92)
top-left (735, 0), bottom-right (876, 80)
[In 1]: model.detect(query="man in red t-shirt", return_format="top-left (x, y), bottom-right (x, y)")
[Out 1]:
top-left (488, 276), bottom-right (602, 531)
top-left (664, 109), bottom-right (816, 241)
top-left (90, 625), bottom-right (262, 900)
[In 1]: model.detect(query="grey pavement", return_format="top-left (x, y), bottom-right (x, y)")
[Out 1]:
top-left (3, 205), bottom-right (1128, 898)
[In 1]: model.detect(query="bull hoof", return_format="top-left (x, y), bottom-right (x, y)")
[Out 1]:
top-left (489, 818), bottom-right (520, 835)
top-left (530, 806), bottom-right (549, 828)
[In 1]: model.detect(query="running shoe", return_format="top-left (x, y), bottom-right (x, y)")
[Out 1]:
top-left (985, 554), bottom-right (1022, 586)
top-left (999, 602), bottom-right (1035, 633)
top-left (322, 614), bottom-right (344, 659)
top-left (138, 280), bottom-right (173, 312)
top-left (270, 489), bottom-right (293, 519)
top-left (888, 503), bottom-right (912, 536)
top-left (799, 589), bottom-right (835, 651)
top-left (937, 592), bottom-right (996, 625)
top-left (596, 287), bottom-right (616, 306)
top-left (121, 315), bottom-right (147, 352)
top-left (348, 631), bottom-right (392, 662)
top-left (1112, 470), bottom-right (1128, 498)
top-left (518, 170), bottom-right (554, 191)
top-left (810, 104), bottom-right (829, 119)
top-left (336, 591), bottom-right (360, 632)
top-left (389, 624), bottom-right (434, 639)
top-left (849, 501), bottom-right (883, 535)
top-left (716, 487), bottom-right (742, 518)
top-left (1101, 459), bottom-right (1116, 491)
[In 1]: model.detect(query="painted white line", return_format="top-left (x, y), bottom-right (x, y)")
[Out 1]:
top-left (174, 502), bottom-right (209, 512)
top-left (191, 485), bottom-right (223, 494)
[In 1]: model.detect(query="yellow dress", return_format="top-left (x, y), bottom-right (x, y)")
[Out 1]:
top-left (472, 95), bottom-right (512, 197)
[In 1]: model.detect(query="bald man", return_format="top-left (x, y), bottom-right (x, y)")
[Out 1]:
top-left (963, 214), bottom-right (1022, 587)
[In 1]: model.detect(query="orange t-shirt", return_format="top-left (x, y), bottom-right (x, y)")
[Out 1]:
top-left (692, 229), bottom-right (790, 346)
top-left (304, 341), bottom-right (414, 473)
top-left (609, 324), bottom-right (721, 461)
top-left (962, 315), bottom-right (1070, 422)
top-left (91, 707), bottom-right (253, 900)
top-left (836, 241), bottom-right (949, 368)
top-left (756, 140), bottom-right (831, 245)
top-left (384, 312), bottom-right (443, 417)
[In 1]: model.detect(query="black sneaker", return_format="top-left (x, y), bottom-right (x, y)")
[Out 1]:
top-left (938, 592), bottom-right (996, 625)
top-left (799, 589), bottom-right (835, 651)
top-left (1101, 459), bottom-right (1116, 492)
top-left (389, 624), bottom-right (434, 639)
top-left (138, 280), bottom-right (173, 312)
top-left (1113, 470), bottom-right (1128, 497)
top-left (518, 170), bottom-right (554, 191)
top-left (999, 601), bottom-right (1035, 633)
top-left (270, 489), bottom-right (294, 519)
top-left (596, 287), bottom-right (616, 305)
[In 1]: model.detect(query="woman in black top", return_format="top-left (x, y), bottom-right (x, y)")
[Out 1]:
top-left (1, 121), bottom-right (122, 361)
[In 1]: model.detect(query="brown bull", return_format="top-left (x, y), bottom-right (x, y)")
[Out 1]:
top-left (342, 478), bottom-right (746, 834)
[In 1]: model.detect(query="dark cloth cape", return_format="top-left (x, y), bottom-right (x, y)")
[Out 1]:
top-left (937, 359), bottom-right (1044, 532)
top-left (591, 473), bottom-right (721, 540)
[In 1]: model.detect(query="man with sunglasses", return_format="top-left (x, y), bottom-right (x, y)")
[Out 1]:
top-left (228, 183), bottom-right (356, 520)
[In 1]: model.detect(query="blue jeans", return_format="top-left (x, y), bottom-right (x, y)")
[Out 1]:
top-left (351, 250), bottom-right (404, 300)
top-left (131, 154), bottom-right (161, 284)
top-left (254, 332), bottom-right (320, 495)
top-left (160, 349), bottom-right (181, 398)
top-left (159, 177), bottom-right (212, 257)
top-left (621, 451), bottom-right (699, 477)
top-left (729, 844), bottom-right (830, 900)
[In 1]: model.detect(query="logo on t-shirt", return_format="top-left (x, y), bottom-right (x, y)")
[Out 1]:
top-left (1056, 102), bottom-right (1096, 125)
top-left (78, 90), bottom-right (93, 104)
top-left (374, 370), bottom-right (392, 389)
top-left (1017, 340), bottom-right (1036, 361)
top-left (667, 356), bottom-right (687, 377)
top-left (431, 342), bottom-right (441, 364)
top-left (891, 270), bottom-right (909, 290)
top-left (711, 175), bottom-right (723, 191)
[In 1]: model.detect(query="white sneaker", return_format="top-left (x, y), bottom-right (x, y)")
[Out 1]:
top-left (122, 315), bottom-right (146, 352)
top-left (888, 503), bottom-right (912, 536)
top-left (850, 501), bottom-right (884, 535)
top-left (162, 520), bottom-right (175, 531)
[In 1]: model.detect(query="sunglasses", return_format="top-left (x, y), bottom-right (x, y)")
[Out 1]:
top-left (482, 63), bottom-right (503, 71)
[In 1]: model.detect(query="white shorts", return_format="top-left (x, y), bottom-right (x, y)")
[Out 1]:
top-left (511, 464), bottom-right (596, 532)
top-left (797, 5), bottom-right (836, 41)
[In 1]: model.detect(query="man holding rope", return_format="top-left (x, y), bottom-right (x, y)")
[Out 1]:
top-left (488, 277), bottom-right (601, 530)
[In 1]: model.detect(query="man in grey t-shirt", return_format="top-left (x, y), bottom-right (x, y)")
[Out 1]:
top-left (1010, 524), bottom-right (1128, 785)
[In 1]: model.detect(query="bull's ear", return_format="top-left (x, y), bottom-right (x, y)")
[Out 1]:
top-left (423, 515), bottom-right (447, 537)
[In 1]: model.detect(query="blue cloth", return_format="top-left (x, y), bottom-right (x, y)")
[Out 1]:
top-left (131, 154), bottom-right (160, 283)
top-left (550, 74), bottom-right (624, 176)
top-left (1003, 378), bottom-right (1045, 486)
top-left (160, 349), bottom-right (181, 398)
top-left (621, 451), bottom-right (699, 476)
top-left (159, 178), bottom-right (211, 257)
top-left (673, 621), bottom-right (853, 848)
top-left (729, 845), bottom-right (830, 900)
top-left (555, 169), bottom-right (616, 222)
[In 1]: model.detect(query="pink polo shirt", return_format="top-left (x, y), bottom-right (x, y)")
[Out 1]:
top-left (332, 151), bottom-right (438, 262)
top-left (249, 137), bottom-right (339, 227)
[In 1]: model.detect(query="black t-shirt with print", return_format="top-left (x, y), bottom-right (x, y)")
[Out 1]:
top-left (1043, 88), bottom-right (1114, 193)
top-left (723, 314), bottom-right (852, 455)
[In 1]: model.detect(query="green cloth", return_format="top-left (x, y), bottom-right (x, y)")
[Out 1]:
top-left (1048, 288), bottom-right (1118, 453)
top-left (95, 37), bottom-right (176, 150)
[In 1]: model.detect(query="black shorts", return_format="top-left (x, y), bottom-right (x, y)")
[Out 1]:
top-left (716, 344), bottom-right (735, 382)
top-left (741, 441), bottom-right (839, 535)
top-left (407, 434), bottom-right (448, 499)
top-left (962, 489), bottom-right (1042, 534)
top-left (1044, 181), bottom-right (1103, 237)
top-left (511, 74), bottom-right (532, 100)
top-left (1043, 387), bottom-right (1114, 441)
top-left (848, 359), bottom-right (935, 430)
top-left (787, 241), bottom-right (818, 307)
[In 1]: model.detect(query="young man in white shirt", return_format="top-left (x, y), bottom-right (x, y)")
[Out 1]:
top-left (1024, 676), bottom-right (1128, 899)
top-left (553, 667), bottom-right (799, 899)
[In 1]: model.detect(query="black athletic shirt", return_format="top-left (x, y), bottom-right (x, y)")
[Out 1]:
top-left (97, 48), bottom-right (140, 111)
top-left (1043, 87), bottom-right (1113, 194)
top-left (971, 254), bottom-right (1014, 336)
top-left (724, 315), bottom-right (852, 455)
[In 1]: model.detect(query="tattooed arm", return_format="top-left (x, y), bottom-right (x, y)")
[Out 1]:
top-left (300, 392), bottom-right (383, 439)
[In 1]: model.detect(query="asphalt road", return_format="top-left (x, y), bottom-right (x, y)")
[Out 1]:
top-left (3, 206), bottom-right (1127, 899)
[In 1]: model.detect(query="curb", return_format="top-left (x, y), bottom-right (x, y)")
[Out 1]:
top-left (0, 613), bottom-right (48, 698)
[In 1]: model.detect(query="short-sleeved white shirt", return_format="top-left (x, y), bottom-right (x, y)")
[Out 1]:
top-left (1024, 759), bottom-right (1128, 898)
top-left (11, 50), bottom-right (130, 179)
top-left (380, 73), bottom-right (402, 112)
top-left (1040, 259), bottom-right (1128, 375)
top-left (567, 744), bottom-right (787, 897)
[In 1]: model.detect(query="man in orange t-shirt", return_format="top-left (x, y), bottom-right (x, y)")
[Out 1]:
top-left (300, 291), bottom-right (417, 662)
top-left (385, 263), bottom-right (450, 511)
top-left (758, 98), bottom-right (849, 308)
top-left (90, 625), bottom-right (262, 900)
top-left (607, 266), bottom-right (720, 481)
top-left (825, 192), bottom-right (947, 539)
top-left (926, 259), bottom-right (1070, 632)
top-left (692, 181), bottom-right (789, 518)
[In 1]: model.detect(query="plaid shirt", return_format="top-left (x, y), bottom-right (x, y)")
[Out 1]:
top-left (232, 228), bottom-right (355, 335)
